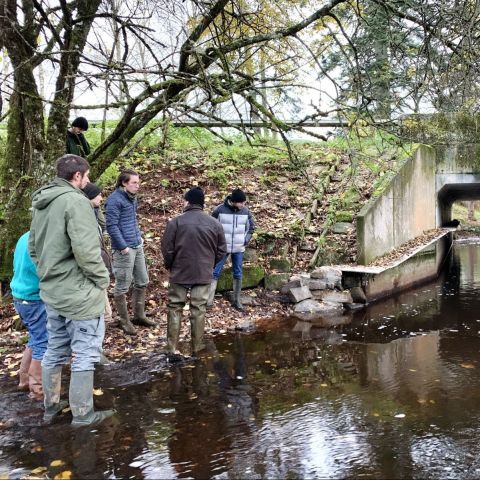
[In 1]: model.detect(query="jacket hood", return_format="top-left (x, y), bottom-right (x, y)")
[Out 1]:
top-left (32, 178), bottom-right (81, 210)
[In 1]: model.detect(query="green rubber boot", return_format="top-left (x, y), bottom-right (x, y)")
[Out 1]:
top-left (206, 279), bottom-right (218, 309)
top-left (42, 366), bottom-right (68, 422)
top-left (70, 371), bottom-right (114, 427)
top-left (114, 294), bottom-right (137, 335)
top-left (131, 287), bottom-right (156, 327)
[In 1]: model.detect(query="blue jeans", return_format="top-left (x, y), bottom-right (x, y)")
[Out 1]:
top-left (13, 299), bottom-right (48, 360)
top-left (213, 252), bottom-right (244, 280)
top-left (42, 305), bottom-right (105, 372)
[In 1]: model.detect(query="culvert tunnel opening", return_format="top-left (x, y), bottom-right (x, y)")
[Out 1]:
top-left (437, 182), bottom-right (480, 226)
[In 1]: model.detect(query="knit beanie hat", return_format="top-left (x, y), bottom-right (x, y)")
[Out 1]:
top-left (184, 186), bottom-right (205, 207)
top-left (82, 182), bottom-right (102, 200)
top-left (72, 117), bottom-right (89, 131)
top-left (231, 188), bottom-right (246, 203)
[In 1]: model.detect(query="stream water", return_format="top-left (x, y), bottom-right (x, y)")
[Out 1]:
top-left (1, 242), bottom-right (480, 479)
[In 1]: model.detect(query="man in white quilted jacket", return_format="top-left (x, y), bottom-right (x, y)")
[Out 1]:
top-left (208, 188), bottom-right (255, 310)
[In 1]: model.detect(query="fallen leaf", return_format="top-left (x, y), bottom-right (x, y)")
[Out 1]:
top-left (93, 388), bottom-right (104, 396)
top-left (50, 459), bottom-right (66, 467)
top-left (460, 363), bottom-right (475, 369)
top-left (54, 471), bottom-right (72, 480)
top-left (31, 467), bottom-right (48, 474)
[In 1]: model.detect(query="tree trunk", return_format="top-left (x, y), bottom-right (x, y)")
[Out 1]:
top-left (0, 70), bottom-right (45, 278)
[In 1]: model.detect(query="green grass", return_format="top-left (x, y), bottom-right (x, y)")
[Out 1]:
top-left (452, 202), bottom-right (480, 223)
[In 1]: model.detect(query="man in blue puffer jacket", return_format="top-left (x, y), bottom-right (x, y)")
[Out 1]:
top-left (106, 169), bottom-right (155, 335)
top-left (208, 188), bottom-right (255, 310)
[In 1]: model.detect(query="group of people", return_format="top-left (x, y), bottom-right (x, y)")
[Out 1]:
top-left (10, 117), bottom-right (256, 426)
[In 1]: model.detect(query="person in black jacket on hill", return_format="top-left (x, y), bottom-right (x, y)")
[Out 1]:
top-left (66, 117), bottom-right (91, 158)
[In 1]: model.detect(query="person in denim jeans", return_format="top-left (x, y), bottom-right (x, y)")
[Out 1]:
top-left (10, 231), bottom-right (47, 401)
top-left (29, 154), bottom-right (113, 426)
top-left (106, 170), bottom-right (154, 335)
top-left (208, 189), bottom-right (255, 310)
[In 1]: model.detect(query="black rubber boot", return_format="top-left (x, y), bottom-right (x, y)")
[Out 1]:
top-left (232, 278), bottom-right (244, 311)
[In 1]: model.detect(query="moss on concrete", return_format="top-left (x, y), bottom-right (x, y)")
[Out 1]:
top-left (264, 272), bottom-right (291, 291)
top-left (268, 258), bottom-right (292, 272)
top-left (216, 265), bottom-right (265, 291)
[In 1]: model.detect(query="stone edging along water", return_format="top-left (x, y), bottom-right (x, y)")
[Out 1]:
top-left (280, 229), bottom-right (455, 323)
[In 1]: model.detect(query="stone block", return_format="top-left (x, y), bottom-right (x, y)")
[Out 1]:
top-left (313, 290), bottom-right (353, 304)
top-left (332, 222), bottom-right (354, 234)
top-left (264, 272), bottom-right (291, 291)
top-left (293, 299), bottom-right (326, 314)
top-left (310, 266), bottom-right (343, 288)
top-left (243, 248), bottom-right (258, 262)
top-left (350, 286), bottom-right (367, 304)
top-left (288, 286), bottom-right (312, 303)
top-left (280, 278), bottom-right (305, 294)
top-left (307, 279), bottom-right (327, 291)
top-left (293, 300), bottom-right (344, 323)
top-left (289, 273), bottom-right (311, 282)
top-left (269, 257), bottom-right (292, 272)
top-left (216, 265), bottom-right (265, 291)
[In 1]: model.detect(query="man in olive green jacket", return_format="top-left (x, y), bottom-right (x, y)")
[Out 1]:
top-left (29, 154), bottom-right (114, 427)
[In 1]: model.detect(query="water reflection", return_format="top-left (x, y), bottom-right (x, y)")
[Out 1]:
top-left (2, 243), bottom-right (480, 478)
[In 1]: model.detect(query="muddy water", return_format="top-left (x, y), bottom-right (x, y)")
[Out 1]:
top-left (2, 243), bottom-right (480, 479)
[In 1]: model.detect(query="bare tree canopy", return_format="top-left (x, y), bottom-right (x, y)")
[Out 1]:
top-left (1, 0), bottom-right (480, 277)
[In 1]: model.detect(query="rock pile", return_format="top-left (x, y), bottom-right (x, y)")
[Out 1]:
top-left (280, 266), bottom-right (368, 321)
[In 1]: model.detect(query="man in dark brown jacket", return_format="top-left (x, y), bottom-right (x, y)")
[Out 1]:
top-left (161, 187), bottom-right (227, 358)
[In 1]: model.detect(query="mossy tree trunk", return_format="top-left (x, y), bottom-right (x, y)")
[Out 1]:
top-left (0, 0), bottom-right (100, 279)
top-left (0, 0), bottom-right (45, 279)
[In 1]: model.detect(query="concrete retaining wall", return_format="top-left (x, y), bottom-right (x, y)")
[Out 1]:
top-left (357, 145), bottom-right (437, 265)
top-left (364, 235), bottom-right (450, 301)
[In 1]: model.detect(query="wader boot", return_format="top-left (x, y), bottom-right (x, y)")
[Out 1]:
top-left (114, 294), bottom-right (136, 335)
top-left (70, 371), bottom-right (114, 426)
top-left (190, 284), bottom-right (209, 354)
top-left (18, 346), bottom-right (32, 391)
top-left (98, 351), bottom-right (113, 366)
top-left (232, 278), bottom-right (244, 311)
top-left (42, 366), bottom-right (68, 422)
top-left (131, 287), bottom-right (155, 327)
top-left (166, 308), bottom-right (182, 356)
top-left (206, 280), bottom-right (218, 309)
top-left (28, 359), bottom-right (43, 401)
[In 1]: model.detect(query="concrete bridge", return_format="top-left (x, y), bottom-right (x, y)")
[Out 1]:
top-left (357, 113), bottom-right (480, 265)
